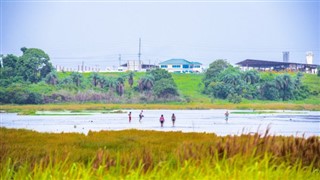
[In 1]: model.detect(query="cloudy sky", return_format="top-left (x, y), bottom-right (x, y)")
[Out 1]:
top-left (1, 0), bottom-right (319, 69)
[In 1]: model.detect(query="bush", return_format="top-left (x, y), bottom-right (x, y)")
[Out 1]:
top-left (153, 79), bottom-right (179, 98)
top-left (227, 94), bottom-right (242, 104)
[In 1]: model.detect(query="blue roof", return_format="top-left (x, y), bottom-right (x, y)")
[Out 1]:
top-left (159, 59), bottom-right (202, 65)
top-left (191, 61), bottom-right (202, 65)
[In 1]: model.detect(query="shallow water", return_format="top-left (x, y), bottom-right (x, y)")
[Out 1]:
top-left (1, 110), bottom-right (319, 137)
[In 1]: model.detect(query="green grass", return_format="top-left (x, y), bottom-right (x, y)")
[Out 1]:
top-left (172, 73), bottom-right (211, 103)
top-left (1, 128), bottom-right (319, 179)
top-left (303, 74), bottom-right (320, 92)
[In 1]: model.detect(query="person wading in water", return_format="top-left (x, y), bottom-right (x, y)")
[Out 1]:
top-left (225, 110), bottom-right (229, 123)
top-left (171, 113), bottom-right (176, 127)
top-left (128, 112), bottom-right (132, 123)
top-left (139, 110), bottom-right (144, 123)
top-left (160, 114), bottom-right (165, 127)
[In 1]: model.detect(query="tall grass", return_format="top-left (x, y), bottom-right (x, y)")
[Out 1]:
top-left (1, 128), bottom-right (319, 179)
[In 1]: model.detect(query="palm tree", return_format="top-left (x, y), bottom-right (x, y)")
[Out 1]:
top-left (294, 72), bottom-right (303, 88)
top-left (116, 82), bottom-right (124, 96)
top-left (107, 78), bottom-right (117, 91)
top-left (90, 72), bottom-right (100, 87)
top-left (138, 75), bottom-right (154, 92)
top-left (275, 74), bottom-right (294, 100)
top-left (222, 72), bottom-right (241, 86)
top-left (45, 71), bottom-right (58, 86)
top-left (128, 72), bottom-right (134, 88)
top-left (243, 70), bottom-right (260, 84)
top-left (70, 72), bottom-right (83, 87)
top-left (98, 76), bottom-right (108, 88)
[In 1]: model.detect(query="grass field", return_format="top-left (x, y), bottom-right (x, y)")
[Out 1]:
top-left (1, 128), bottom-right (319, 179)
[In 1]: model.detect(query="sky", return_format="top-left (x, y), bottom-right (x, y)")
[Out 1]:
top-left (1, 0), bottom-right (319, 70)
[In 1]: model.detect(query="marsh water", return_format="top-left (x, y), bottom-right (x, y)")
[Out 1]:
top-left (1, 110), bottom-right (319, 137)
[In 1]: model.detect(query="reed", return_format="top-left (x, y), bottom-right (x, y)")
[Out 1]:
top-left (1, 128), bottom-right (319, 179)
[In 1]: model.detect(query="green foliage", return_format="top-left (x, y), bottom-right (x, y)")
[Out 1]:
top-left (0, 83), bottom-right (44, 104)
top-left (203, 60), bottom-right (312, 103)
top-left (153, 79), bottom-right (179, 98)
top-left (147, 68), bottom-right (172, 81)
top-left (1, 48), bottom-right (54, 86)
top-left (89, 72), bottom-right (100, 87)
top-left (138, 75), bottom-right (155, 92)
top-left (203, 59), bottom-right (230, 87)
top-left (242, 70), bottom-right (260, 84)
top-left (45, 71), bottom-right (58, 86)
top-left (70, 72), bottom-right (83, 87)
top-left (128, 71), bottom-right (134, 88)
top-left (260, 81), bottom-right (280, 100)
top-left (18, 48), bottom-right (54, 83)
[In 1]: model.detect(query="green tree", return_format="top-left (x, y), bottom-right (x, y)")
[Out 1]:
top-left (106, 77), bottom-right (117, 91)
top-left (97, 76), bottom-right (108, 89)
top-left (203, 59), bottom-right (230, 88)
top-left (128, 72), bottom-right (134, 88)
top-left (18, 48), bottom-right (54, 83)
top-left (1, 55), bottom-right (20, 78)
top-left (90, 72), bottom-right (100, 87)
top-left (138, 75), bottom-right (155, 92)
top-left (242, 70), bottom-right (260, 84)
top-left (260, 81), bottom-right (280, 100)
top-left (275, 74), bottom-right (294, 101)
top-left (153, 79), bottom-right (179, 98)
top-left (116, 82), bottom-right (124, 96)
top-left (70, 72), bottom-right (83, 87)
top-left (45, 71), bottom-right (58, 86)
top-left (148, 69), bottom-right (172, 82)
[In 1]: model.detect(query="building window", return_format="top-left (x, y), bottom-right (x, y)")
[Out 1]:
top-left (183, 65), bottom-right (189, 68)
top-left (193, 65), bottom-right (200, 68)
top-left (172, 65), bottom-right (181, 68)
top-left (161, 65), bottom-right (168, 68)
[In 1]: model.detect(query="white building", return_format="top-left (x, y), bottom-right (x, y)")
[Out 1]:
top-left (159, 59), bottom-right (203, 73)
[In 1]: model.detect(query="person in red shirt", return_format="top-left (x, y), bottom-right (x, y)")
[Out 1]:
top-left (159, 114), bottom-right (165, 127)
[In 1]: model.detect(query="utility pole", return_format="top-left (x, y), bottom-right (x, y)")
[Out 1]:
top-left (138, 38), bottom-right (141, 71)
top-left (119, 54), bottom-right (122, 66)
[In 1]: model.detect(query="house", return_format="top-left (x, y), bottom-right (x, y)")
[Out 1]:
top-left (120, 60), bottom-right (158, 72)
top-left (236, 59), bottom-right (319, 74)
top-left (159, 59), bottom-right (203, 73)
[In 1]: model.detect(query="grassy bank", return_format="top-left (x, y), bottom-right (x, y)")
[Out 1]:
top-left (1, 128), bottom-right (319, 179)
top-left (1, 73), bottom-right (319, 112)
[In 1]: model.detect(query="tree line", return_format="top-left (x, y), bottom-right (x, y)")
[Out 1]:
top-left (0, 48), bottom-right (180, 104)
top-left (203, 59), bottom-right (312, 103)
top-left (0, 48), bottom-right (317, 105)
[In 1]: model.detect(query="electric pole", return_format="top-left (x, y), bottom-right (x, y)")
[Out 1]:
top-left (119, 54), bottom-right (122, 66)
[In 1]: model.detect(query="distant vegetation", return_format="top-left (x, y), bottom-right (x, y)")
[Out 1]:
top-left (1, 128), bottom-right (319, 179)
top-left (203, 59), bottom-right (314, 103)
top-left (1, 48), bottom-right (319, 106)
top-left (0, 48), bottom-right (180, 104)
